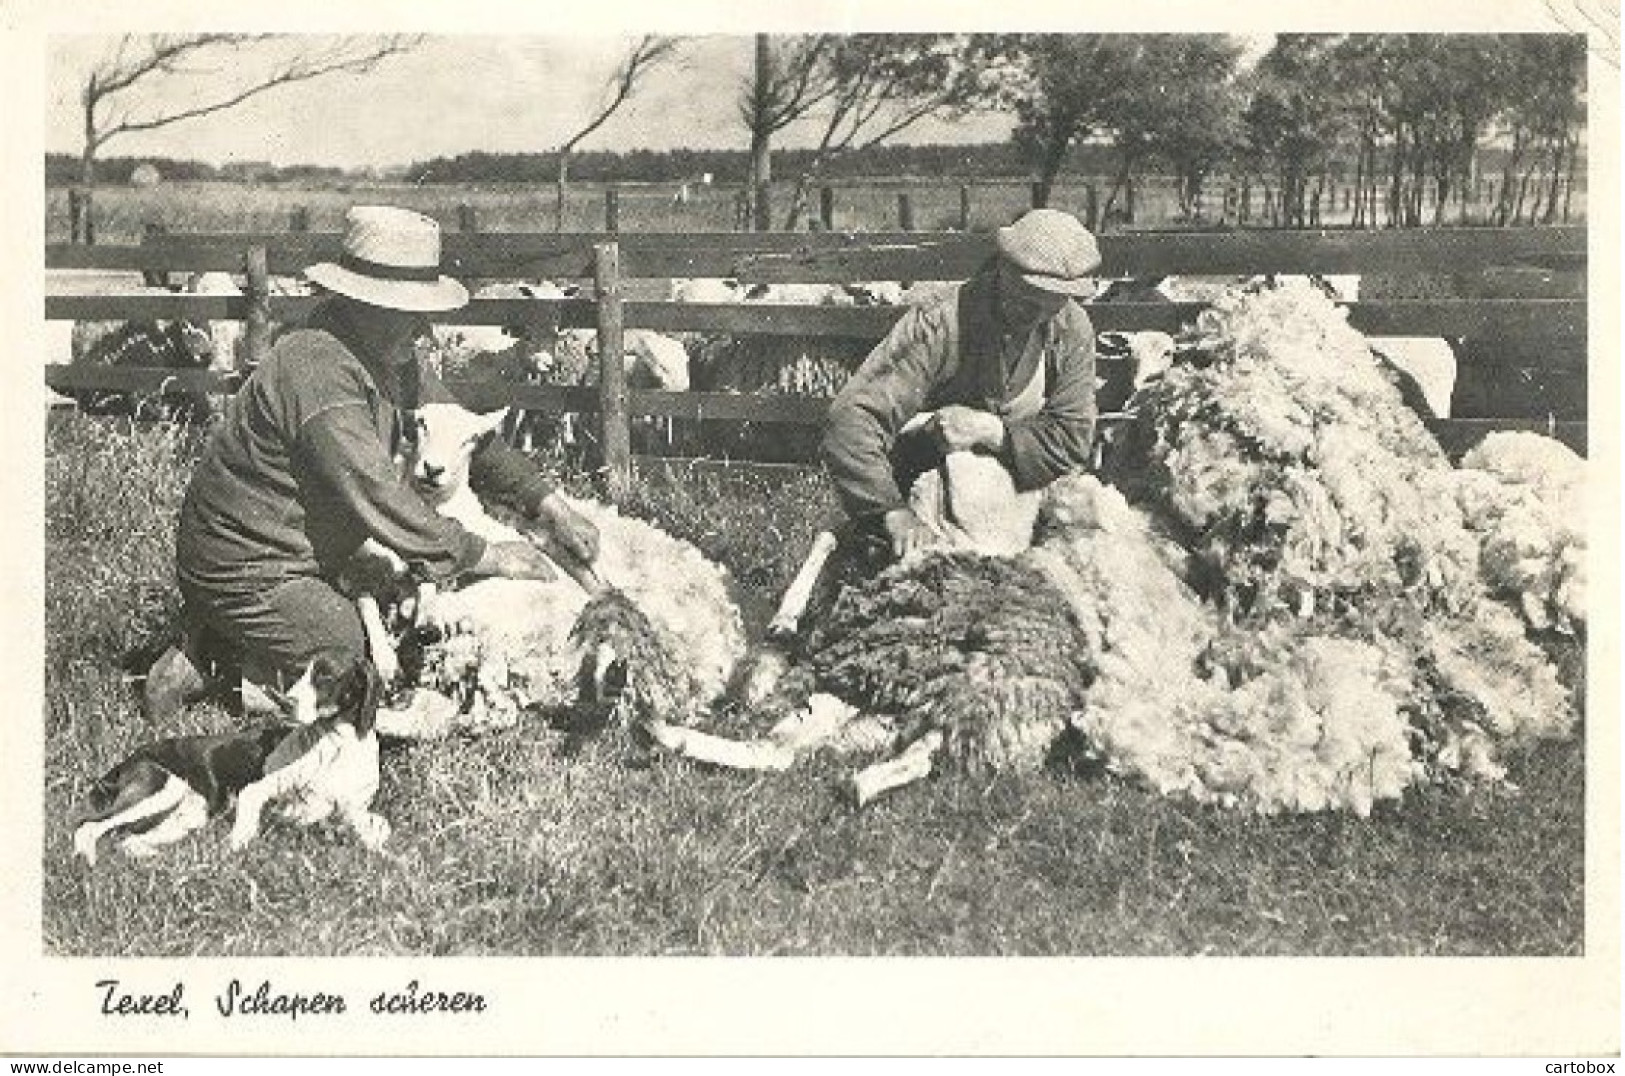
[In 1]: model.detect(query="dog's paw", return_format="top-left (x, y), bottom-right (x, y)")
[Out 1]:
top-left (226, 825), bottom-right (258, 852)
top-left (72, 827), bottom-right (100, 866)
top-left (355, 814), bottom-right (391, 851)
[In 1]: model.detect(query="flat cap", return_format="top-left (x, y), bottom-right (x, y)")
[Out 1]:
top-left (995, 209), bottom-right (1102, 296)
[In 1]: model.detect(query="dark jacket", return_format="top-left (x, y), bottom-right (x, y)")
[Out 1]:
top-left (820, 262), bottom-right (1097, 520)
top-left (176, 301), bottom-right (550, 593)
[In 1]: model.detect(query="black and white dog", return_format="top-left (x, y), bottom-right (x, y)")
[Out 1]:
top-left (73, 655), bottom-right (389, 865)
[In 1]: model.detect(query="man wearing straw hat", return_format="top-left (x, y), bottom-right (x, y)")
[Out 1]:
top-left (149, 205), bottom-right (598, 723)
top-left (821, 208), bottom-right (1101, 561)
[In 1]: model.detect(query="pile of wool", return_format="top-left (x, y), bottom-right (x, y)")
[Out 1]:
top-left (414, 494), bottom-right (747, 731)
top-left (1101, 282), bottom-right (1574, 776)
top-left (1027, 475), bottom-right (1420, 815)
top-left (1107, 280), bottom-right (1478, 622)
top-left (1448, 431), bottom-right (1587, 634)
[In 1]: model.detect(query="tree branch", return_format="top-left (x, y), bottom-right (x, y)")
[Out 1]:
top-left (559, 35), bottom-right (683, 154)
top-left (87, 35), bottom-right (421, 149)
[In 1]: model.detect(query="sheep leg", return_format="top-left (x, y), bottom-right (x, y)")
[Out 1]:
top-left (768, 530), bottom-right (839, 638)
top-left (355, 594), bottom-right (400, 685)
top-left (644, 694), bottom-right (860, 772)
top-left (642, 721), bottom-right (798, 772)
top-left (850, 730), bottom-right (945, 807)
top-left (396, 580), bottom-right (437, 630)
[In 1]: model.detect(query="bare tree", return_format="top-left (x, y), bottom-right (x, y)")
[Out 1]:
top-left (736, 34), bottom-right (983, 232)
top-left (73, 34), bottom-right (421, 242)
top-left (739, 35), bottom-right (841, 231)
top-left (552, 36), bottom-right (685, 232)
top-left (775, 35), bottom-right (982, 231)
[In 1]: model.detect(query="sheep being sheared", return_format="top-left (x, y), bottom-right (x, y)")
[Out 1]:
top-left (645, 450), bottom-right (1084, 802)
top-left (648, 463), bottom-right (1421, 813)
top-left (379, 403), bottom-right (746, 738)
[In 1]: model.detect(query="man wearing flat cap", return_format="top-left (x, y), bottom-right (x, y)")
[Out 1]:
top-left (149, 205), bottom-right (598, 723)
top-left (822, 208), bottom-right (1101, 559)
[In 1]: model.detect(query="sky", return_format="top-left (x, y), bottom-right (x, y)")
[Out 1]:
top-left (45, 35), bottom-right (1028, 170)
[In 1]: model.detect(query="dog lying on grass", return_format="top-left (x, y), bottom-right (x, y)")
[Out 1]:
top-left (73, 655), bottom-right (388, 865)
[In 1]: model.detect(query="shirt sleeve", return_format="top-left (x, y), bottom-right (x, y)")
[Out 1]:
top-left (295, 402), bottom-right (487, 581)
top-left (820, 304), bottom-right (952, 519)
top-left (1001, 306), bottom-right (1098, 491)
top-left (419, 355), bottom-right (556, 518)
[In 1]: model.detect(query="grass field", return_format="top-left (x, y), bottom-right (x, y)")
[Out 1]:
top-left (47, 173), bottom-right (1574, 245)
top-left (46, 177), bottom-right (1134, 243)
top-left (42, 410), bottom-right (1587, 957)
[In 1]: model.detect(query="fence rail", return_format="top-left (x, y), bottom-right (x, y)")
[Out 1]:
top-left (45, 226), bottom-right (1590, 483)
top-left (42, 294), bottom-right (1589, 361)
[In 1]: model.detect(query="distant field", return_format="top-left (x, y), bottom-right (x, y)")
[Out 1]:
top-left (44, 177), bottom-right (1123, 242)
top-left (47, 174), bottom-right (1576, 245)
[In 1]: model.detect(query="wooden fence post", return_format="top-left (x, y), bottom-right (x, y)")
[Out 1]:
top-left (141, 222), bottom-right (170, 289)
top-left (289, 206), bottom-right (310, 232)
top-left (959, 184), bottom-right (972, 231)
top-left (819, 186), bottom-right (835, 231)
top-left (70, 188), bottom-right (95, 245)
top-left (594, 242), bottom-right (631, 500)
top-left (605, 187), bottom-right (620, 233)
top-left (897, 192), bottom-right (914, 231)
top-left (458, 204), bottom-right (478, 233)
top-left (1030, 181), bottom-right (1045, 209)
top-left (243, 244), bottom-right (271, 373)
top-left (1084, 183), bottom-right (1099, 231)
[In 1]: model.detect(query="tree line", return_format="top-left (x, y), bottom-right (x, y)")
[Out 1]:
top-left (956, 33), bottom-right (1586, 229)
top-left (58, 32), bottom-right (1587, 238)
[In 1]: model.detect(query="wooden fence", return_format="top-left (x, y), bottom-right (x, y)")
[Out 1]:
top-left (44, 226), bottom-right (1588, 493)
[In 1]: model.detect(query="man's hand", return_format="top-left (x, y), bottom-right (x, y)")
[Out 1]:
top-left (475, 540), bottom-right (557, 581)
top-left (928, 405), bottom-right (1005, 453)
top-left (534, 492), bottom-right (600, 566)
top-left (883, 506), bottom-right (938, 560)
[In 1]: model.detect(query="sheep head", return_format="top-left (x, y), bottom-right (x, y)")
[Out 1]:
top-left (405, 403), bottom-right (510, 508)
top-left (568, 589), bottom-right (704, 727)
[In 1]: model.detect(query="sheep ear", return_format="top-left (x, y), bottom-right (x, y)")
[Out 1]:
top-left (478, 407), bottom-right (511, 437)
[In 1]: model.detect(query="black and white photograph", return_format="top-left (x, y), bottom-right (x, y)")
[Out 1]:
top-left (2, 0), bottom-right (1619, 1059)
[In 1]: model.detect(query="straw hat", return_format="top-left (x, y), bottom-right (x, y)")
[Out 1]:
top-left (995, 209), bottom-right (1102, 297)
top-left (304, 206), bottom-right (469, 313)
